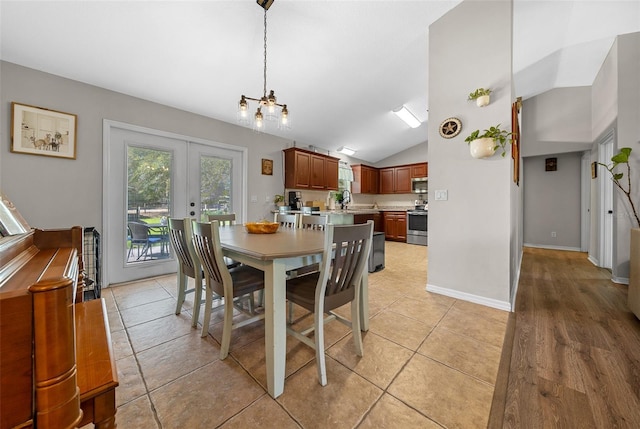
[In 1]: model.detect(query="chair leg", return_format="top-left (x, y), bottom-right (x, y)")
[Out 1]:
top-left (288, 301), bottom-right (294, 324)
top-left (351, 298), bottom-right (363, 356)
top-left (200, 280), bottom-right (214, 338)
top-left (314, 309), bottom-right (328, 386)
top-left (220, 295), bottom-right (234, 359)
top-left (175, 271), bottom-right (187, 315)
top-left (192, 275), bottom-right (203, 328)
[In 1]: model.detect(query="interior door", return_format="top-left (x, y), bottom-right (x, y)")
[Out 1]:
top-left (104, 121), bottom-right (246, 285)
top-left (599, 134), bottom-right (614, 270)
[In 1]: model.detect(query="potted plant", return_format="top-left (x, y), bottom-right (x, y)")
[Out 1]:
top-left (273, 194), bottom-right (285, 206)
top-left (464, 124), bottom-right (512, 159)
top-left (598, 147), bottom-right (639, 319)
top-left (468, 88), bottom-right (492, 107)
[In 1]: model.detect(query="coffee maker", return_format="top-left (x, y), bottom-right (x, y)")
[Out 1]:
top-left (288, 191), bottom-right (302, 210)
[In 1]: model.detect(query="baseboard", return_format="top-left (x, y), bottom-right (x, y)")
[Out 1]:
top-left (612, 276), bottom-right (629, 285)
top-left (523, 243), bottom-right (582, 252)
top-left (587, 255), bottom-right (600, 266)
top-left (426, 284), bottom-right (512, 311)
top-left (510, 248), bottom-right (523, 311)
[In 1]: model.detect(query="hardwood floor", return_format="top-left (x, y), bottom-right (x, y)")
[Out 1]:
top-left (498, 247), bottom-right (640, 428)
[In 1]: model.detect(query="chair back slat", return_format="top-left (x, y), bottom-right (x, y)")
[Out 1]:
top-left (191, 220), bottom-right (230, 297)
top-left (168, 218), bottom-right (198, 277)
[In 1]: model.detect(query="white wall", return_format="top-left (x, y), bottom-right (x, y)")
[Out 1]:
top-left (0, 61), bottom-right (292, 230)
top-left (427, 0), bottom-right (515, 310)
top-left (523, 152), bottom-right (582, 250)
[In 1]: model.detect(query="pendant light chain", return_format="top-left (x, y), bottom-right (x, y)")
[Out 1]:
top-left (263, 9), bottom-right (268, 99)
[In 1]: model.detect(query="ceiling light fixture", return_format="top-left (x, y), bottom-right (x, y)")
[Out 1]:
top-left (337, 146), bottom-right (356, 156)
top-left (238, 0), bottom-right (289, 131)
top-left (392, 105), bottom-right (421, 128)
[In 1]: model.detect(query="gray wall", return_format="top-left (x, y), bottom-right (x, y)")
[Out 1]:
top-left (375, 141), bottom-right (428, 168)
top-left (428, 0), bottom-right (517, 309)
top-left (1, 61), bottom-right (292, 230)
top-left (523, 152), bottom-right (582, 249)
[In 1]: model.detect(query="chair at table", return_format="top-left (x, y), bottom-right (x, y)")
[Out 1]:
top-left (274, 213), bottom-right (299, 228)
top-left (208, 213), bottom-right (236, 226)
top-left (127, 221), bottom-right (168, 260)
top-left (299, 214), bottom-right (328, 230)
top-left (167, 218), bottom-right (205, 328)
top-left (192, 220), bottom-right (266, 356)
top-left (286, 220), bottom-right (373, 386)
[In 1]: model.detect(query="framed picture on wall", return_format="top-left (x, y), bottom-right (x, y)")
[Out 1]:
top-left (10, 102), bottom-right (77, 159)
top-left (261, 158), bottom-right (273, 175)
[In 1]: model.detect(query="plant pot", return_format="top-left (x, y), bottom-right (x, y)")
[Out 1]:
top-left (469, 137), bottom-right (496, 159)
top-left (476, 95), bottom-right (490, 107)
top-left (628, 228), bottom-right (640, 319)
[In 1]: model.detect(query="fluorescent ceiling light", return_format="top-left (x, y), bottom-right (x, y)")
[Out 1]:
top-left (393, 105), bottom-right (421, 128)
top-left (337, 146), bottom-right (356, 156)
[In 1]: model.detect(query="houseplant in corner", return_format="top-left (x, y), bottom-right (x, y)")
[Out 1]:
top-left (598, 147), bottom-right (640, 319)
top-left (468, 87), bottom-right (492, 107)
top-left (464, 124), bottom-right (512, 159)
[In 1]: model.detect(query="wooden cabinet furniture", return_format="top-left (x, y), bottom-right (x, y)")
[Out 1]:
top-left (283, 147), bottom-right (339, 190)
top-left (353, 212), bottom-right (383, 232)
top-left (351, 164), bottom-right (379, 194)
top-left (411, 162), bottom-right (428, 178)
top-left (383, 211), bottom-right (407, 242)
top-left (0, 227), bottom-right (118, 429)
top-left (380, 166), bottom-right (411, 194)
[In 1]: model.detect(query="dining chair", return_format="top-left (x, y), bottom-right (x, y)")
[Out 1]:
top-left (274, 213), bottom-right (299, 228)
top-left (299, 214), bottom-right (328, 230)
top-left (286, 220), bottom-right (373, 386)
top-left (167, 218), bottom-right (205, 328)
top-left (208, 213), bottom-right (236, 226)
top-left (191, 220), bottom-right (266, 357)
top-left (127, 221), bottom-right (168, 260)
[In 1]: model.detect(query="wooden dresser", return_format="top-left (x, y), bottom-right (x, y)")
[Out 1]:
top-left (0, 227), bottom-right (118, 428)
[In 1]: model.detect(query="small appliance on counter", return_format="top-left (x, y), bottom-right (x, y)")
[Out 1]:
top-left (288, 191), bottom-right (302, 210)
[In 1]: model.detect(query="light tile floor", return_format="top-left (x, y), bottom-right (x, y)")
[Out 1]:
top-left (85, 242), bottom-right (508, 428)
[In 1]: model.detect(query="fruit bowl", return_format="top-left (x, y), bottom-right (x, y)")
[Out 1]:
top-left (245, 221), bottom-right (279, 234)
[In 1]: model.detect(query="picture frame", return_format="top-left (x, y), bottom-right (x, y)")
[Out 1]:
top-left (261, 158), bottom-right (273, 175)
top-left (10, 102), bottom-right (77, 159)
top-left (591, 161), bottom-right (598, 179)
top-left (511, 98), bottom-right (521, 185)
top-left (545, 157), bottom-right (558, 172)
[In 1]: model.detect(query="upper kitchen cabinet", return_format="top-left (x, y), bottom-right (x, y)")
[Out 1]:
top-left (284, 147), bottom-right (339, 190)
top-left (411, 162), bottom-right (428, 178)
top-left (351, 164), bottom-right (379, 194)
top-left (380, 165), bottom-right (411, 194)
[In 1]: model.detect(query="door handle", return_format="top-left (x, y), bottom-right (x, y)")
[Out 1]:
top-left (190, 211), bottom-right (195, 216)
top-left (608, 210), bottom-right (613, 214)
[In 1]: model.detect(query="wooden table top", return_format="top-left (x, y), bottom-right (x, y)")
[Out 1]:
top-left (218, 225), bottom-right (325, 260)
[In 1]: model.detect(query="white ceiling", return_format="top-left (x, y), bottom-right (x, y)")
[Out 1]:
top-left (1, 1), bottom-right (639, 163)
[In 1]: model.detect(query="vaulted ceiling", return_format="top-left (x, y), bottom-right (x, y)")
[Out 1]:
top-left (1, 1), bottom-right (638, 163)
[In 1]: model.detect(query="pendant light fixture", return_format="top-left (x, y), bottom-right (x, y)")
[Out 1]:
top-left (238, 0), bottom-right (289, 131)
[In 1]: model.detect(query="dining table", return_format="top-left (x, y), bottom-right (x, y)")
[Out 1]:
top-left (217, 224), bottom-right (370, 398)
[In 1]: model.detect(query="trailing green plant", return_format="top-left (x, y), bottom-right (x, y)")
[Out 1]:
top-left (464, 124), bottom-right (513, 157)
top-left (598, 147), bottom-right (639, 227)
top-left (273, 194), bottom-right (284, 204)
top-left (468, 88), bottom-right (492, 100)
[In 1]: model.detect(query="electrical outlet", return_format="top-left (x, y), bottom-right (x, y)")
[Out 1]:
top-left (434, 190), bottom-right (448, 201)
top-left (265, 195), bottom-right (271, 203)
top-left (551, 231), bottom-right (557, 237)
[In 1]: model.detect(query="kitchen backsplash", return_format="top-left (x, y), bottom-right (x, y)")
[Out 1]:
top-left (285, 189), bottom-right (424, 210)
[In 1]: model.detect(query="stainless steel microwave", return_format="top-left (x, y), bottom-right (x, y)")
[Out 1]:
top-left (411, 177), bottom-right (428, 194)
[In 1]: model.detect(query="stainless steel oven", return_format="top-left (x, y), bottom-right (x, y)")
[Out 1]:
top-left (406, 209), bottom-right (427, 246)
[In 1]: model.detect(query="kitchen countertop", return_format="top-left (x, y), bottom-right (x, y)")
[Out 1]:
top-left (273, 207), bottom-right (417, 215)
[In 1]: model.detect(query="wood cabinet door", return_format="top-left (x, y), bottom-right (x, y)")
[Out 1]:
top-left (396, 214), bottom-right (407, 241)
top-left (384, 213), bottom-right (396, 239)
top-left (310, 155), bottom-right (326, 189)
top-left (287, 150), bottom-right (310, 188)
top-left (380, 168), bottom-right (395, 194)
top-left (395, 166), bottom-right (412, 193)
top-left (411, 163), bottom-right (428, 178)
top-left (324, 157), bottom-right (338, 190)
top-left (364, 166), bottom-right (379, 193)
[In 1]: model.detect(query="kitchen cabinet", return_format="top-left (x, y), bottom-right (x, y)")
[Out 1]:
top-left (383, 211), bottom-right (406, 242)
top-left (351, 164), bottom-right (379, 194)
top-left (284, 147), bottom-right (339, 190)
top-left (380, 166), bottom-right (411, 194)
top-left (353, 212), bottom-right (382, 232)
top-left (411, 162), bottom-right (428, 178)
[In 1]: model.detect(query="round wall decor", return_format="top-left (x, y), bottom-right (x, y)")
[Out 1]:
top-left (439, 117), bottom-right (462, 139)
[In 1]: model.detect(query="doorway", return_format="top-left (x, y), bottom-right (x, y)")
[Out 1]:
top-left (598, 132), bottom-right (614, 270)
top-left (103, 120), bottom-right (246, 285)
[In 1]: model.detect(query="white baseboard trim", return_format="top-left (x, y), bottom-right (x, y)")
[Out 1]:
top-left (587, 255), bottom-right (599, 266)
top-left (426, 284), bottom-right (512, 312)
top-left (612, 276), bottom-right (629, 285)
top-left (510, 248), bottom-right (523, 311)
top-left (523, 243), bottom-right (581, 252)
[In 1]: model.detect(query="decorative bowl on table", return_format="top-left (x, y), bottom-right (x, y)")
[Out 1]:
top-left (245, 221), bottom-right (280, 234)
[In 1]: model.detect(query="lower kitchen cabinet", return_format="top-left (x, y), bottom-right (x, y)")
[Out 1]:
top-left (383, 211), bottom-right (406, 242)
top-left (353, 213), bottom-right (382, 232)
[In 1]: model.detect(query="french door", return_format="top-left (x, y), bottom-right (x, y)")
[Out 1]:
top-left (104, 121), bottom-right (246, 285)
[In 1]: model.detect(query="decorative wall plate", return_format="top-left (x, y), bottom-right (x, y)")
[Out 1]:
top-left (439, 117), bottom-right (462, 139)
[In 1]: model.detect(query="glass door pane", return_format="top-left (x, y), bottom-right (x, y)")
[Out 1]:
top-left (199, 155), bottom-right (232, 221)
top-left (126, 146), bottom-right (172, 263)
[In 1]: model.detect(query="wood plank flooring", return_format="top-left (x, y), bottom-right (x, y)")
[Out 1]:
top-left (500, 247), bottom-right (640, 428)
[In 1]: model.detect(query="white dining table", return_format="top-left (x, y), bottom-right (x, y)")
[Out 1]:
top-left (217, 224), bottom-right (370, 398)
